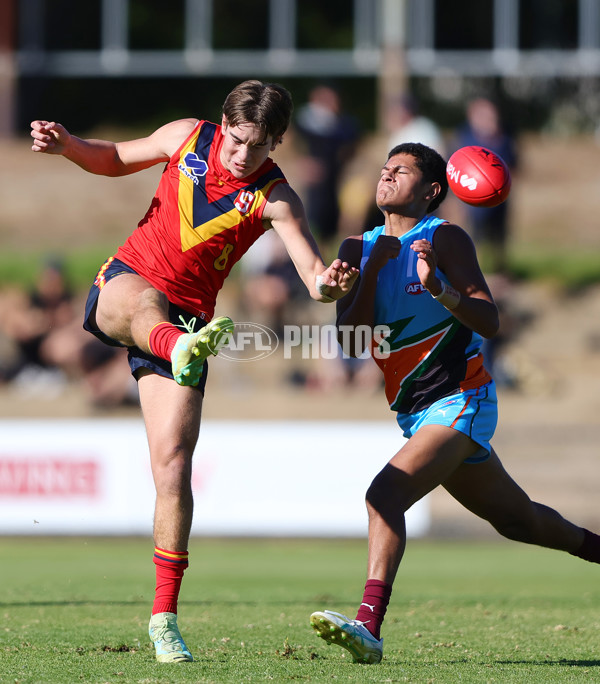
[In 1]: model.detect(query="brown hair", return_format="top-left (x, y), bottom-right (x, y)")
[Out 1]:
top-left (222, 80), bottom-right (293, 142)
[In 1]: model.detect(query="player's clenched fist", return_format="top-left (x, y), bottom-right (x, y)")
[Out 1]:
top-left (365, 234), bottom-right (401, 273)
top-left (30, 120), bottom-right (71, 154)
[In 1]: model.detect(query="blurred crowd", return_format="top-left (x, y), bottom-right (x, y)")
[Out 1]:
top-left (0, 88), bottom-right (526, 410)
top-left (0, 258), bottom-right (138, 409)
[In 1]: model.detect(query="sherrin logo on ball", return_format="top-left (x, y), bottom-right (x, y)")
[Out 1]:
top-left (446, 145), bottom-right (511, 208)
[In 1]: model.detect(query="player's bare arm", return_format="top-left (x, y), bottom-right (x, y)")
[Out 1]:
top-left (411, 224), bottom-right (499, 339)
top-left (265, 183), bottom-right (358, 301)
top-left (334, 234), bottom-right (398, 356)
top-left (30, 118), bottom-right (197, 177)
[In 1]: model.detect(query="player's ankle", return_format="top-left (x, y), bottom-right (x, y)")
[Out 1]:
top-left (571, 528), bottom-right (600, 564)
top-left (148, 322), bottom-right (182, 360)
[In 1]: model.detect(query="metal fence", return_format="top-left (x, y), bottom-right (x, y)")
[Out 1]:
top-left (13, 0), bottom-right (600, 78)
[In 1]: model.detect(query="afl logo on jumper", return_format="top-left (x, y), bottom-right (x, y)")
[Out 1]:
top-left (179, 152), bottom-right (209, 185)
top-left (234, 190), bottom-right (256, 215)
top-left (405, 281), bottom-right (428, 295)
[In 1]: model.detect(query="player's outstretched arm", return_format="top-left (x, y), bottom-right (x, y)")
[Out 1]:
top-left (30, 118), bottom-right (197, 177)
top-left (316, 259), bottom-right (359, 302)
top-left (267, 184), bottom-right (358, 301)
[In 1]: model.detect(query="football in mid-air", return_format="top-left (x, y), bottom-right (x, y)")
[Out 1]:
top-left (446, 145), bottom-right (511, 208)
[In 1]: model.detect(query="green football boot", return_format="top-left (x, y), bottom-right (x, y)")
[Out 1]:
top-left (171, 315), bottom-right (234, 386)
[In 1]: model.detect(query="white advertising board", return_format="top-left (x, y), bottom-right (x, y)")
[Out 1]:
top-left (0, 420), bottom-right (429, 537)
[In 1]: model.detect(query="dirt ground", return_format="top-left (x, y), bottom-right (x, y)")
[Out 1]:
top-left (1, 132), bottom-right (600, 536)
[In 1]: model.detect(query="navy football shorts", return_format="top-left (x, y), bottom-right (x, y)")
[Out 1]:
top-left (83, 256), bottom-right (208, 392)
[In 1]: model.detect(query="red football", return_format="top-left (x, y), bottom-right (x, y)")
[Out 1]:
top-left (446, 146), bottom-right (511, 208)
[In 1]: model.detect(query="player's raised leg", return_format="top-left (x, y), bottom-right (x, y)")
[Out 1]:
top-left (94, 272), bottom-right (234, 386)
top-left (94, 273), bottom-right (168, 349)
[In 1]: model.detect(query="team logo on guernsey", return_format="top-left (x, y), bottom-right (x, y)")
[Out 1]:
top-left (234, 190), bottom-right (256, 215)
top-left (405, 281), bottom-right (428, 295)
top-left (179, 152), bottom-right (209, 186)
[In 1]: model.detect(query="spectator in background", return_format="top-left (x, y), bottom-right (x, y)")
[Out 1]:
top-left (386, 93), bottom-right (446, 156)
top-left (0, 258), bottom-right (74, 384)
top-left (0, 258), bottom-right (137, 408)
top-left (453, 97), bottom-right (518, 275)
top-left (295, 85), bottom-right (360, 248)
top-left (39, 312), bottom-right (138, 409)
top-left (239, 229), bottom-right (309, 337)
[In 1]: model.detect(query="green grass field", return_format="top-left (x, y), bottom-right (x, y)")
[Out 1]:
top-left (1, 537), bottom-right (598, 683)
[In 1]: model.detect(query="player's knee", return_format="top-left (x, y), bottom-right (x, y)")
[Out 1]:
top-left (137, 286), bottom-right (169, 311)
top-left (366, 465), bottom-right (413, 515)
top-left (490, 510), bottom-right (538, 544)
top-left (153, 444), bottom-right (193, 493)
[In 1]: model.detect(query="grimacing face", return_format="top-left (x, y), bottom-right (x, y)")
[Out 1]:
top-left (219, 117), bottom-right (279, 179)
top-left (375, 154), bottom-right (441, 216)
top-left (375, 153), bottom-right (429, 213)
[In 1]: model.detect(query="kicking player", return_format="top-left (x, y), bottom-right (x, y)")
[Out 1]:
top-left (30, 80), bottom-right (358, 663)
top-left (310, 142), bottom-right (600, 664)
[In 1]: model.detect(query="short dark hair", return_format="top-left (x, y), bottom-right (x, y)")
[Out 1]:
top-left (222, 80), bottom-right (293, 142)
top-left (387, 142), bottom-right (448, 212)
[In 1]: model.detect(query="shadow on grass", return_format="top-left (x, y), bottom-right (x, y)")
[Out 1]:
top-left (0, 598), bottom-right (325, 608)
top-left (494, 659), bottom-right (600, 668)
top-left (430, 657), bottom-right (600, 668)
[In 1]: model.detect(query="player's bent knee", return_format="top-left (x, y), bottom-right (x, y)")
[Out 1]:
top-left (366, 465), bottom-right (414, 516)
top-left (490, 513), bottom-right (538, 544)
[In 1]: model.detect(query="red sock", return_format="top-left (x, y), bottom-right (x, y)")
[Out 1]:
top-left (148, 322), bottom-right (182, 362)
top-left (570, 529), bottom-right (600, 564)
top-left (355, 579), bottom-right (393, 640)
top-left (152, 547), bottom-right (189, 615)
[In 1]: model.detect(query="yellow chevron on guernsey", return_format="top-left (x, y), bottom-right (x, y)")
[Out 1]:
top-left (179, 178), bottom-right (281, 252)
